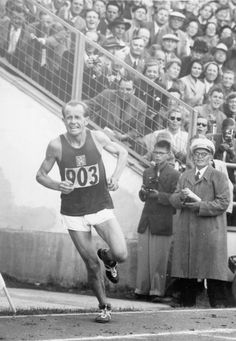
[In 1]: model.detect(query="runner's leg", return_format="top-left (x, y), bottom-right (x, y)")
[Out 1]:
top-left (95, 218), bottom-right (128, 263)
top-left (68, 230), bottom-right (107, 306)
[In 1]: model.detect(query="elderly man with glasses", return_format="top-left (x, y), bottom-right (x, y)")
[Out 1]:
top-left (170, 137), bottom-right (230, 308)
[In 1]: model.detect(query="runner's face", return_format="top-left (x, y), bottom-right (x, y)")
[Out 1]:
top-left (63, 105), bottom-right (88, 135)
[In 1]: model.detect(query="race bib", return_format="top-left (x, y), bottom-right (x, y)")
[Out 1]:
top-left (65, 164), bottom-right (99, 188)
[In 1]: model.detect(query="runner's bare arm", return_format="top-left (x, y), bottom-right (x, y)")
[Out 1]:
top-left (93, 131), bottom-right (128, 190)
top-left (36, 139), bottom-right (74, 194)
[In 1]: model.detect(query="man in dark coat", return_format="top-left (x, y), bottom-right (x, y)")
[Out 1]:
top-left (170, 137), bottom-right (230, 308)
top-left (135, 139), bottom-right (180, 302)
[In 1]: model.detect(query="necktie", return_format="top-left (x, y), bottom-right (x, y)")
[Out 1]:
top-left (133, 60), bottom-right (137, 69)
top-left (195, 171), bottom-right (200, 181)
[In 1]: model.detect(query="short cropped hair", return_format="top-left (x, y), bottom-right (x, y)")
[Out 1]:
top-left (154, 139), bottom-right (171, 152)
top-left (62, 101), bottom-right (90, 118)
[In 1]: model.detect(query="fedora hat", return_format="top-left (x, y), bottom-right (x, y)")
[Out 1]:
top-left (108, 17), bottom-right (131, 31)
top-left (102, 37), bottom-right (126, 50)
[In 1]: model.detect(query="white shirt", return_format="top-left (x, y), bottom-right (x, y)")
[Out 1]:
top-left (195, 165), bottom-right (208, 179)
top-left (8, 26), bottom-right (21, 54)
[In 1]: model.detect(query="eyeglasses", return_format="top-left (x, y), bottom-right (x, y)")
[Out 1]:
top-left (153, 151), bottom-right (168, 155)
top-left (170, 116), bottom-right (181, 121)
top-left (197, 122), bottom-right (207, 127)
top-left (193, 151), bottom-right (209, 158)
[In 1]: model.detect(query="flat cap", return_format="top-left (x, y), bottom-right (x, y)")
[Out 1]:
top-left (190, 138), bottom-right (215, 154)
top-left (162, 33), bottom-right (179, 42)
top-left (169, 11), bottom-right (185, 19)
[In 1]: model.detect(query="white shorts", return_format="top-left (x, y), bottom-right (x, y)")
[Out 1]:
top-left (61, 208), bottom-right (115, 232)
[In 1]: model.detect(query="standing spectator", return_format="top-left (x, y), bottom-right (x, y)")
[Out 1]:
top-left (93, 0), bottom-right (106, 19)
top-left (197, 2), bottom-right (214, 32)
top-left (184, 19), bottom-right (200, 55)
top-left (135, 139), bottom-right (179, 302)
top-left (179, 59), bottom-right (206, 107)
top-left (179, 38), bottom-right (209, 78)
top-left (161, 58), bottom-right (182, 91)
top-left (58, 0), bottom-right (86, 31)
top-left (124, 5), bottom-right (149, 43)
top-left (106, 16), bottom-right (130, 48)
top-left (120, 36), bottom-right (147, 74)
top-left (84, 8), bottom-right (100, 33)
top-left (196, 115), bottom-right (209, 136)
top-left (170, 137), bottom-right (230, 308)
top-left (86, 77), bottom-right (147, 151)
top-left (97, 1), bottom-right (121, 37)
top-left (194, 86), bottom-right (226, 134)
top-left (151, 6), bottom-right (169, 39)
top-left (154, 11), bottom-right (188, 59)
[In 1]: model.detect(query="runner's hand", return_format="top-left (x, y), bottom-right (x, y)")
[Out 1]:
top-left (58, 180), bottom-right (74, 194)
top-left (107, 177), bottom-right (119, 191)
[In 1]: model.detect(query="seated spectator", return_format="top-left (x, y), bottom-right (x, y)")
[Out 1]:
top-left (93, 0), bottom-right (106, 19)
top-left (224, 92), bottom-right (236, 120)
top-left (134, 59), bottom-right (163, 133)
top-left (151, 6), bottom-right (169, 40)
top-left (221, 69), bottom-right (236, 97)
top-left (212, 43), bottom-right (228, 76)
top-left (106, 16), bottom-right (130, 48)
top-left (214, 117), bottom-right (236, 225)
top-left (179, 59), bottom-right (206, 107)
top-left (135, 27), bottom-right (152, 55)
top-left (195, 87), bottom-right (226, 134)
top-left (197, 2), bottom-right (214, 33)
top-left (141, 108), bottom-right (188, 164)
top-left (194, 86), bottom-right (226, 134)
top-left (124, 5), bottom-right (149, 43)
top-left (179, 38), bottom-right (209, 78)
top-left (0, 6), bottom-right (31, 74)
top-left (201, 61), bottom-right (220, 100)
top-left (86, 77), bottom-right (147, 152)
top-left (154, 11), bottom-right (188, 59)
top-left (58, 0), bottom-right (86, 31)
top-left (97, 1), bottom-right (122, 37)
top-left (158, 33), bottom-right (179, 63)
top-left (161, 58), bottom-right (182, 91)
top-left (184, 19), bottom-right (201, 55)
top-left (201, 21), bottom-right (219, 49)
top-left (196, 115), bottom-right (209, 136)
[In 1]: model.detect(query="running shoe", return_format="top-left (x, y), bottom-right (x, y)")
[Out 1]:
top-left (97, 248), bottom-right (119, 284)
top-left (95, 304), bottom-right (112, 323)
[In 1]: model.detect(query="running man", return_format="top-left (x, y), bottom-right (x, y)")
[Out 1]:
top-left (36, 100), bottom-right (128, 323)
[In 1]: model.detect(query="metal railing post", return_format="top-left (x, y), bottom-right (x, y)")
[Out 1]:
top-left (71, 32), bottom-right (85, 101)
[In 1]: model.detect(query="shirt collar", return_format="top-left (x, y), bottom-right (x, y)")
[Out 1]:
top-left (195, 165), bottom-right (208, 178)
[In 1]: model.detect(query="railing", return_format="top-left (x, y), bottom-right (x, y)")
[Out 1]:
top-left (0, 0), bottom-right (195, 167)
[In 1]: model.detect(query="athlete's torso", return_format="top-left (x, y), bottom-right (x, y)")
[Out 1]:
top-left (58, 129), bottom-right (113, 216)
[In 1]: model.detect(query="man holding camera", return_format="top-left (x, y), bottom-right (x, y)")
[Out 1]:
top-left (135, 139), bottom-right (180, 302)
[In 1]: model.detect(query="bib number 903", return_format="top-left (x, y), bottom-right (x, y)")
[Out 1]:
top-left (65, 164), bottom-right (99, 188)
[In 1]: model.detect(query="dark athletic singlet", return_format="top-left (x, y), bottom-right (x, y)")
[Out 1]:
top-left (58, 130), bottom-right (114, 216)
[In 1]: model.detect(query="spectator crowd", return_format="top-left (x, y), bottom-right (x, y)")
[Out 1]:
top-left (0, 0), bottom-right (236, 308)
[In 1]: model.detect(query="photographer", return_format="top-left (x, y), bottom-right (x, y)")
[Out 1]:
top-left (135, 139), bottom-right (180, 303)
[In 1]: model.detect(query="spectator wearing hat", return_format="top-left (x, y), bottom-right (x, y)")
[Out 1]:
top-left (170, 137), bottom-right (230, 308)
top-left (194, 86), bottom-right (226, 134)
top-left (158, 33), bottom-right (179, 63)
top-left (154, 11), bottom-right (188, 59)
top-left (135, 139), bottom-right (180, 303)
top-left (214, 117), bottom-right (236, 226)
top-left (106, 16), bottom-right (130, 48)
top-left (212, 43), bottom-right (228, 75)
top-left (97, 1), bottom-right (121, 37)
top-left (179, 38), bottom-right (209, 77)
top-left (179, 59), bottom-right (206, 107)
